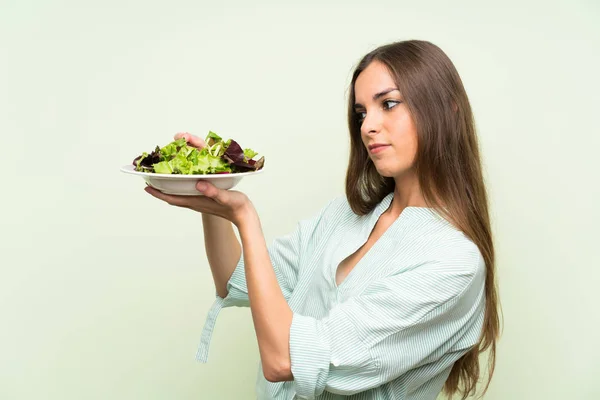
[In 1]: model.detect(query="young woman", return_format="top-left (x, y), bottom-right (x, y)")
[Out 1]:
top-left (145, 39), bottom-right (500, 400)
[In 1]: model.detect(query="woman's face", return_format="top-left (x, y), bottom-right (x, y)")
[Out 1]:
top-left (354, 60), bottom-right (418, 179)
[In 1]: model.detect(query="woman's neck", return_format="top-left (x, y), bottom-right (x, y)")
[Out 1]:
top-left (386, 172), bottom-right (428, 218)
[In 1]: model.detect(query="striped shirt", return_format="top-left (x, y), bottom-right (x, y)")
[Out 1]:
top-left (197, 191), bottom-right (486, 400)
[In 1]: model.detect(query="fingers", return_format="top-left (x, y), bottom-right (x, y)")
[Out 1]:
top-left (196, 181), bottom-right (226, 205)
top-left (144, 186), bottom-right (192, 208)
top-left (174, 132), bottom-right (207, 149)
top-left (144, 182), bottom-right (242, 223)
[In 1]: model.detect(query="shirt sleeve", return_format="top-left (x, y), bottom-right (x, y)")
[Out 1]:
top-left (218, 233), bottom-right (301, 308)
top-left (289, 243), bottom-right (486, 399)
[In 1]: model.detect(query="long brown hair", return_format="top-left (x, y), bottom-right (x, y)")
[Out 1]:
top-left (345, 40), bottom-right (501, 398)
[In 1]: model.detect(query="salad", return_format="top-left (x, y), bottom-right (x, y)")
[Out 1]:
top-left (132, 131), bottom-right (265, 175)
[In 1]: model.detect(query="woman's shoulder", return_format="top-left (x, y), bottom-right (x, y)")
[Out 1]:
top-left (395, 209), bottom-right (484, 273)
top-left (417, 225), bottom-right (485, 276)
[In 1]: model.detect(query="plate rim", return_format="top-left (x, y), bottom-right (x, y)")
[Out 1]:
top-left (119, 164), bottom-right (265, 179)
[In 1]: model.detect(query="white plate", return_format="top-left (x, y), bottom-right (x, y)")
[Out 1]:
top-left (120, 164), bottom-right (264, 195)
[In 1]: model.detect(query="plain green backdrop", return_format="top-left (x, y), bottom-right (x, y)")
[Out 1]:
top-left (1, 0), bottom-right (599, 399)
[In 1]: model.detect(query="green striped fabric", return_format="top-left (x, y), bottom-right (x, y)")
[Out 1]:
top-left (197, 192), bottom-right (486, 400)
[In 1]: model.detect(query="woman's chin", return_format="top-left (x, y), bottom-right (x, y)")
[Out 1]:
top-left (374, 164), bottom-right (414, 180)
top-left (374, 167), bottom-right (395, 178)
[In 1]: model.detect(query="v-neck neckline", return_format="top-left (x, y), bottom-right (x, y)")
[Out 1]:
top-left (332, 192), bottom-right (438, 291)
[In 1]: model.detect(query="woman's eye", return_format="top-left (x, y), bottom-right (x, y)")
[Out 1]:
top-left (356, 100), bottom-right (400, 123)
top-left (383, 100), bottom-right (401, 110)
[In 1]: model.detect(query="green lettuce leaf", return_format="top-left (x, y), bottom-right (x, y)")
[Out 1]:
top-left (153, 161), bottom-right (173, 174)
top-left (244, 148), bottom-right (258, 160)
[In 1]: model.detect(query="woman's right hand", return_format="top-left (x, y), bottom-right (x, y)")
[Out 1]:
top-left (174, 132), bottom-right (207, 149)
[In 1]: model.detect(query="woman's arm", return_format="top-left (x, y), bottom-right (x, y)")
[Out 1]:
top-left (237, 210), bottom-right (293, 382)
top-left (202, 214), bottom-right (241, 298)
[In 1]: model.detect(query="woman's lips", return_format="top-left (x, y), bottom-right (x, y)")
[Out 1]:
top-left (369, 144), bottom-right (390, 154)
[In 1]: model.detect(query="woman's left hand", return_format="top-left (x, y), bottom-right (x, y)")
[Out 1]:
top-left (144, 180), bottom-right (255, 227)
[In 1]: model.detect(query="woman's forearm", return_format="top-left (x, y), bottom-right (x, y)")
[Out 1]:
top-left (202, 214), bottom-right (242, 298)
top-left (237, 211), bottom-right (293, 382)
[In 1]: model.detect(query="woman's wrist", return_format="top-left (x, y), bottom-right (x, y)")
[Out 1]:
top-left (235, 201), bottom-right (260, 232)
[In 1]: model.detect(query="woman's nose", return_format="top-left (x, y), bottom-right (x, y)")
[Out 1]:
top-left (361, 110), bottom-right (382, 136)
